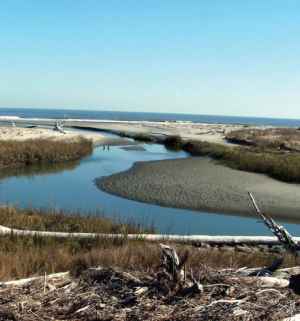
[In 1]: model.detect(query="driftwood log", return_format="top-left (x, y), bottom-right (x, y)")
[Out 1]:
top-left (53, 121), bottom-right (66, 134)
top-left (158, 244), bottom-right (203, 295)
top-left (249, 192), bottom-right (300, 252)
top-left (0, 224), bottom-right (296, 246)
top-left (1, 244), bottom-right (300, 320)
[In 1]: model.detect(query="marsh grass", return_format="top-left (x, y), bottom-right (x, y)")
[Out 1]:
top-left (227, 127), bottom-right (300, 150)
top-left (164, 135), bottom-right (183, 147)
top-left (0, 206), bottom-right (157, 280)
top-left (0, 231), bottom-right (297, 281)
top-left (0, 208), bottom-right (297, 281)
top-left (133, 133), bottom-right (155, 142)
top-left (0, 137), bottom-right (93, 167)
top-left (165, 133), bottom-right (300, 182)
top-left (0, 206), bottom-right (156, 234)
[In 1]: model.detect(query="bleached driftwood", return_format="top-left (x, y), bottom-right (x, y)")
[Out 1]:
top-left (0, 224), bottom-right (294, 245)
top-left (232, 276), bottom-right (290, 288)
top-left (53, 121), bottom-right (66, 134)
top-left (2, 272), bottom-right (69, 286)
top-left (283, 314), bottom-right (300, 321)
top-left (159, 244), bottom-right (189, 284)
top-left (0, 224), bottom-right (298, 245)
top-left (249, 193), bottom-right (300, 252)
top-left (158, 244), bottom-right (203, 294)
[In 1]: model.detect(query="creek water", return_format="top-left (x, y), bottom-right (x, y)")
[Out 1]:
top-left (0, 132), bottom-right (299, 237)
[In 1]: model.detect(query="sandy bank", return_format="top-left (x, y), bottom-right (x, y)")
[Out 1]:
top-left (95, 157), bottom-right (300, 222)
top-left (9, 118), bottom-right (269, 146)
top-left (0, 123), bottom-right (136, 148)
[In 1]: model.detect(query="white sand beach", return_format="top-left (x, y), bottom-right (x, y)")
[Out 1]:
top-left (7, 118), bottom-right (269, 146)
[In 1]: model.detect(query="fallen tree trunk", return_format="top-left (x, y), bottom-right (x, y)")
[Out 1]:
top-left (0, 224), bottom-right (297, 245)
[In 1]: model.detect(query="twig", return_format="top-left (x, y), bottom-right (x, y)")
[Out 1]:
top-left (44, 272), bottom-right (47, 293)
top-left (256, 289), bottom-right (282, 295)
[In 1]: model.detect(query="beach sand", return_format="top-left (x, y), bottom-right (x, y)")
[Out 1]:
top-left (1, 119), bottom-right (300, 221)
top-left (0, 123), bottom-right (136, 147)
top-left (95, 157), bottom-right (300, 222)
top-left (10, 118), bottom-right (267, 146)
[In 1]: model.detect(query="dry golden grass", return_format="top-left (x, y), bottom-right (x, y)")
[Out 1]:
top-left (0, 206), bottom-right (296, 282)
top-left (164, 130), bottom-right (300, 182)
top-left (227, 127), bottom-right (300, 150)
top-left (0, 235), bottom-right (297, 282)
top-left (0, 137), bottom-right (93, 167)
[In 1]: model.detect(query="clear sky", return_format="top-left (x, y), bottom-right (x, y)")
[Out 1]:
top-left (1, 1), bottom-right (299, 118)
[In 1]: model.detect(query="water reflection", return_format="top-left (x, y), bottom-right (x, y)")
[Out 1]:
top-left (0, 162), bottom-right (79, 180)
top-left (0, 138), bottom-right (299, 237)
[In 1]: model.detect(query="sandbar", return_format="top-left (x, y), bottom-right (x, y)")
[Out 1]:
top-left (8, 118), bottom-right (271, 146)
top-left (95, 157), bottom-right (300, 223)
top-left (2, 119), bottom-right (300, 222)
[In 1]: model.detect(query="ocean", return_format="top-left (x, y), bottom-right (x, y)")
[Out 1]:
top-left (1, 107), bottom-right (300, 127)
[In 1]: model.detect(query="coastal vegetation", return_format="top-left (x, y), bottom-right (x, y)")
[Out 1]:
top-left (0, 206), bottom-right (296, 281)
top-left (164, 135), bottom-right (183, 147)
top-left (164, 128), bottom-right (300, 183)
top-left (133, 133), bottom-right (155, 142)
top-left (0, 137), bottom-right (93, 167)
top-left (0, 205), bottom-right (156, 279)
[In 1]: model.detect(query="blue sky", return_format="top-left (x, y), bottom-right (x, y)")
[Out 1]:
top-left (1, 1), bottom-right (299, 118)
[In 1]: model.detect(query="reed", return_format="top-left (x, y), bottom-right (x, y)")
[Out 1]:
top-left (0, 206), bottom-right (156, 234)
top-left (165, 134), bottom-right (300, 183)
top-left (0, 207), bottom-right (296, 281)
top-left (0, 137), bottom-right (93, 166)
top-left (0, 232), bottom-right (296, 281)
top-left (133, 133), bottom-right (155, 142)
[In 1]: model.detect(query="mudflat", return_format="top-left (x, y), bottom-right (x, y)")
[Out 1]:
top-left (95, 157), bottom-right (300, 222)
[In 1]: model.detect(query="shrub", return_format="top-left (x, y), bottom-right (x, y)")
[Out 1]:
top-left (133, 133), bottom-right (155, 142)
top-left (0, 137), bottom-right (93, 166)
top-left (164, 135), bottom-right (183, 147)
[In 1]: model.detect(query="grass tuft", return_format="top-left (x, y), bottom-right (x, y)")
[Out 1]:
top-left (133, 133), bottom-right (155, 142)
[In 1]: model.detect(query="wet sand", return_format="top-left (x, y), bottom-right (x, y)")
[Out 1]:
top-left (95, 157), bottom-right (300, 222)
top-left (2, 119), bottom-right (299, 221)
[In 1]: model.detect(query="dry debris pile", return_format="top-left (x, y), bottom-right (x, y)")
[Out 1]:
top-left (0, 261), bottom-right (300, 320)
top-left (1, 195), bottom-right (300, 320)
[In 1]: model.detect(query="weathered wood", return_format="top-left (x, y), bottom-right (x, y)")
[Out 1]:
top-left (53, 121), bottom-right (66, 134)
top-left (3, 272), bottom-right (69, 286)
top-left (0, 224), bottom-right (298, 245)
top-left (249, 192), bottom-right (300, 252)
top-left (283, 313), bottom-right (300, 321)
top-left (247, 258), bottom-right (283, 276)
top-left (232, 276), bottom-right (290, 288)
top-left (158, 244), bottom-right (203, 295)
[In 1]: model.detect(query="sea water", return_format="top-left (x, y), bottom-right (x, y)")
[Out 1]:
top-left (1, 107), bottom-right (300, 127)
